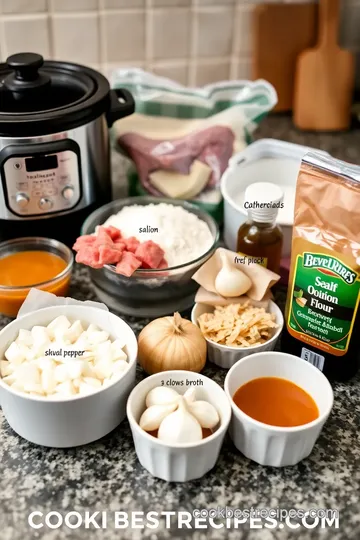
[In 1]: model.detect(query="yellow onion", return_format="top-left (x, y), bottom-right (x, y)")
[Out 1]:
top-left (138, 312), bottom-right (207, 375)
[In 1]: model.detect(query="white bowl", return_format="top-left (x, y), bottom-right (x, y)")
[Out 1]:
top-left (0, 305), bottom-right (138, 447)
top-left (126, 370), bottom-right (231, 482)
top-left (224, 352), bottom-right (334, 467)
top-left (191, 301), bottom-right (284, 369)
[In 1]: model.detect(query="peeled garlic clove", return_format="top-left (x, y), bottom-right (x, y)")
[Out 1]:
top-left (187, 400), bottom-right (219, 429)
top-left (158, 398), bottom-right (202, 444)
top-left (183, 388), bottom-right (196, 403)
top-left (145, 386), bottom-right (180, 408)
top-left (140, 404), bottom-right (177, 431)
top-left (215, 251), bottom-right (252, 298)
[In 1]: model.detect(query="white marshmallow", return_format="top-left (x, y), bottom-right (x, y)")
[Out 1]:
top-left (4, 342), bottom-right (26, 364)
top-left (88, 330), bottom-right (109, 345)
top-left (18, 344), bottom-right (37, 362)
top-left (0, 360), bottom-right (14, 377)
top-left (16, 329), bottom-right (33, 347)
top-left (83, 376), bottom-right (101, 388)
top-left (73, 378), bottom-right (81, 390)
top-left (95, 340), bottom-right (112, 361)
top-left (55, 381), bottom-right (75, 395)
top-left (86, 323), bottom-right (99, 334)
top-left (31, 326), bottom-right (50, 348)
top-left (14, 364), bottom-right (40, 386)
top-left (24, 383), bottom-right (45, 395)
top-left (2, 374), bottom-right (16, 386)
top-left (54, 363), bottom-right (71, 383)
top-left (47, 315), bottom-right (71, 340)
top-left (64, 320), bottom-right (84, 344)
top-left (79, 382), bottom-right (96, 395)
top-left (66, 361), bottom-right (83, 380)
top-left (36, 357), bottom-right (55, 372)
top-left (111, 342), bottom-right (128, 361)
top-left (113, 360), bottom-right (129, 373)
top-left (93, 358), bottom-right (113, 380)
top-left (41, 368), bottom-right (56, 394)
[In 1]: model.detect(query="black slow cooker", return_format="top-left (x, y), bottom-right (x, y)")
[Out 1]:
top-left (0, 52), bottom-right (134, 246)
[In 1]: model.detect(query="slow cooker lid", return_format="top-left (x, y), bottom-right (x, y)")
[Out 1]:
top-left (0, 52), bottom-right (111, 136)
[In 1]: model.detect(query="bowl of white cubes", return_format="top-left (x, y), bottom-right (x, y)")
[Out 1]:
top-left (0, 305), bottom-right (138, 447)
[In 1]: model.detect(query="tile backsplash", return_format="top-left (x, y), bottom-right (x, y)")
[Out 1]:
top-left (0, 0), bottom-right (358, 86)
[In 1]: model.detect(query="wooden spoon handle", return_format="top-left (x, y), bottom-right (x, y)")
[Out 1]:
top-left (318, 0), bottom-right (340, 48)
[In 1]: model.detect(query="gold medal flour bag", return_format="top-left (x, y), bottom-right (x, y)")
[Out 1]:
top-left (283, 152), bottom-right (360, 380)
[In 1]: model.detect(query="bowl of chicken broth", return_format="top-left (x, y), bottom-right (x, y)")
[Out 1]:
top-left (224, 352), bottom-right (333, 467)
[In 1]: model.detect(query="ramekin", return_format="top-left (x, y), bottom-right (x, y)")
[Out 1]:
top-left (126, 370), bottom-right (232, 482)
top-left (224, 352), bottom-right (334, 467)
top-left (0, 305), bottom-right (138, 447)
top-left (0, 237), bottom-right (73, 318)
top-left (191, 301), bottom-right (284, 369)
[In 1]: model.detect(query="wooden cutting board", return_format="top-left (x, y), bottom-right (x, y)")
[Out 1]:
top-left (252, 3), bottom-right (317, 112)
top-left (293, 0), bottom-right (355, 131)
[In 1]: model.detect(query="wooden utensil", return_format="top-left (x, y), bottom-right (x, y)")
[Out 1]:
top-left (293, 0), bottom-right (355, 131)
top-left (252, 3), bottom-right (317, 112)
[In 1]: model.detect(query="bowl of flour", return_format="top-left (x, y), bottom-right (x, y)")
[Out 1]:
top-left (81, 197), bottom-right (219, 317)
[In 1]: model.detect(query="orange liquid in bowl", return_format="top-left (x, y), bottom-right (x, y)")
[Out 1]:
top-left (233, 377), bottom-right (319, 428)
top-left (0, 250), bottom-right (71, 317)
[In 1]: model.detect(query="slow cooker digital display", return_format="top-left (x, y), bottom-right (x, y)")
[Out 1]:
top-left (25, 154), bottom-right (58, 172)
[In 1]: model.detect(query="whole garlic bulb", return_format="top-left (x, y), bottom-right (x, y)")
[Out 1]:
top-left (158, 398), bottom-right (202, 443)
top-left (138, 312), bottom-right (207, 375)
top-left (215, 252), bottom-right (252, 298)
top-left (139, 386), bottom-right (220, 444)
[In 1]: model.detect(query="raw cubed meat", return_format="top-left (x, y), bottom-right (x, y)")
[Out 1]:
top-left (98, 244), bottom-right (124, 265)
top-left (123, 236), bottom-right (140, 253)
top-left (135, 240), bottom-right (165, 269)
top-left (115, 252), bottom-right (142, 277)
top-left (75, 246), bottom-right (102, 269)
top-left (105, 226), bottom-right (122, 241)
top-left (72, 235), bottom-right (96, 252)
top-left (96, 226), bottom-right (113, 245)
top-left (114, 240), bottom-right (126, 250)
top-left (157, 258), bottom-right (168, 269)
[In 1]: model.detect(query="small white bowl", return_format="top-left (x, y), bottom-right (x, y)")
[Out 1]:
top-left (191, 301), bottom-right (283, 369)
top-left (224, 352), bottom-right (334, 467)
top-left (0, 305), bottom-right (138, 448)
top-left (126, 370), bottom-right (231, 482)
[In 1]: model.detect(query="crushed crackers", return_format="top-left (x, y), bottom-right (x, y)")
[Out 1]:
top-left (197, 301), bottom-right (278, 347)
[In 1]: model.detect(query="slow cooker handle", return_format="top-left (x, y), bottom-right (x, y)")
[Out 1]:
top-left (106, 88), bottom-right (135, 127)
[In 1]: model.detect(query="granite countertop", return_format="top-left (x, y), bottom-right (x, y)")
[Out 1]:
top-left (1, 116), bottom-right (360, 540)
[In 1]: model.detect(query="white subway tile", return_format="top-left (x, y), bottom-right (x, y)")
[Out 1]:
top-left (101, 11), bottom-right (146, 62)
top-left (100, 0), bottom-right (145, 8)
top-left (3, 15), bottom-right (50, 58)
top-left (151, 8), bottom-right (191, 60)
top-left (51, 0), bottom-right (98, 11)
top-left (233, 5), bottom-right (253, 56)
top-left (193, 59), bottom-right (231, 85)
top-left (52, 13), bottom-right (100, 64)
top-left (150, 0), bottom-right (191, 6)
top-left (1, 0), bottom-right (47, 13)
top-left (194, 7), bottom-right (234, 58)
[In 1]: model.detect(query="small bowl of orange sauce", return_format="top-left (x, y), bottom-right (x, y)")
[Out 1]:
top-left (224, 351), bottom-right (334, 467)
top-left (0, 237), bottom-right (73, 317)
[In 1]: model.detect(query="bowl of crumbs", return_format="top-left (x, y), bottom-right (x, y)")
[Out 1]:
top-left (191, 301), bottom-right (284, 369)
top-left (78, 197), bottom-right (219, 318)
top-left (0, 305), bottom-right (138, 447)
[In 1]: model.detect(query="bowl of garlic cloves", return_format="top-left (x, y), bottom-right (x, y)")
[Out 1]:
top-left (126, 370), bottom-right (231, 482)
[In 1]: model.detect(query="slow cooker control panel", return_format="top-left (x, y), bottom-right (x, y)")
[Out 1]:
top-left (0, 140), bottom-right (82, 217)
